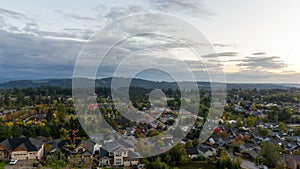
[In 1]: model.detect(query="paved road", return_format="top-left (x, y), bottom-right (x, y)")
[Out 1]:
top-left (227, 152), bottom-right (258, 169)
top-left (5, 160), bottom-right (34, 169)
top-left (4, 160), bottom-right (51, 169)
top-left (241, 159), bottom-right (258, 169)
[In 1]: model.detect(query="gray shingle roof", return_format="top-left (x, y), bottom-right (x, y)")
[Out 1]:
top-left (0, 137), bottom-right (43, 152)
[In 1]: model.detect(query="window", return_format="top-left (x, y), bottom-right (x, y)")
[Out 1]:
top-left (116, 151), bottom-right (122, 157)
top-left (116, 159), bottom-right (122, 165)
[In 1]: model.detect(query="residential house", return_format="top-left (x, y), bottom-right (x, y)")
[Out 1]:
top-left (98, 147), bottom-right (111, 166)
top-left (198, 146), bottom-right (214, 158)
top-left (0, 137), bottom-right (44, 161)
top-left (98, 140), bottom-right (139, 167)
top-left (185, 147), bottom-right (200, 159)
top-left (48, 139), bottom-right (94, 161)
top-left (286, 155), bottom-right (300, 169)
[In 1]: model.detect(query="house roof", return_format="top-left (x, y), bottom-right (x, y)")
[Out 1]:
top-left (291, 155), bottom-right (300, 162)
top-left (99, 147), bottom-right (109, 159)
top-left (102, 139), bottom-right (134, 152)
top-left (114, 118), bottom-right (131, 125)
top-left (49, 139), bottom-right (94, 155)
top-left (0, 137), bottom-right (43, 152)
top-left (198, 146), bottom-right (211, 153)
top-left (185, 147), bottom-right (199, 155)
top-left (127, 150), bottom-right (139, 159)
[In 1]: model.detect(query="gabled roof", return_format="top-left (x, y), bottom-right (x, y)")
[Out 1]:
top-left (102, 139), bottom-right (134, 152)
top-left (185, 147), bottom-right (199, 155)
top-left (127, 150), bottom-right (139, 159)
top-left (99, 147), bottom-right (109, 159)
top-left (0, 137), bottom-right (43, 152)
top-left (49, 139), bottom-right (94, 155)
top-left (198, 146), bottom-right (212, 153)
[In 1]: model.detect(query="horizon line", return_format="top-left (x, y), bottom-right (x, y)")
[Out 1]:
top-left (0, 77), bottom-right (299, 85)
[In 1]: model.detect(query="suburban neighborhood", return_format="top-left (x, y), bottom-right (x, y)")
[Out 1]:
top-left (0, 85), bottom-right (299, 169)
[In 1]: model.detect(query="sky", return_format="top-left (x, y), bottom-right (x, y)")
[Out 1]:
top-left (0, 0), bottom-right (299, 83)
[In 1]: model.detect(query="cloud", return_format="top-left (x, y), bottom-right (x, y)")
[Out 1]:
top-left (104, 5), bottom-right (145, 21)
top-left (237, 56), bottom-right (287, 70)
top-left (0, 8), bottom-right (37, 35)
top-left (218, 52), bottom-right (238, 57)
top-left (0, 5), bottom-right (298, 83)
top-left (201, 52), bottom-right (238, 58)
top-left (55, 10), bottom-right (101, 22)
top-left (226, 70), bottom-right (300, 83)
top-left (145, 0), bottom-right (214, 16)
top-left (93, 0), bottom-right (214, 21)
top-left (252, 52), bottom-right (266, 55)
top-left (0, 29), bottom-right (83, 81)
top-left (0, 8), bottom-right (26, 20)
top-left (222, 54), bottom-right (299, 83)
top-left (213, 43), bottom-right (234, 48)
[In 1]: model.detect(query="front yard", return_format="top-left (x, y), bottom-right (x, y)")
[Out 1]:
top-left (0, 161), bottom-right (8, 169)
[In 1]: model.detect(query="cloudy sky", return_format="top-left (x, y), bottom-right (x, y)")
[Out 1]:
top-left (0, 0), bottom-right (300, 83)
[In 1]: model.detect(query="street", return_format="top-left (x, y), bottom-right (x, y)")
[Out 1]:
top-left (227, 152), bottom-right (258, 169)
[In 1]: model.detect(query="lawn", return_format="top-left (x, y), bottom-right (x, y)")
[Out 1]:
top-left (64, 114), bottom-right (77, 121)
top-left (0, 161), bottom-right (8, 169)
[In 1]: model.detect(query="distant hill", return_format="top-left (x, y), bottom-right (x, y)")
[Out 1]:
top-left (0, 79), bottom-right (72, 89)
top-left (0, 78), bottom-right (297, 90)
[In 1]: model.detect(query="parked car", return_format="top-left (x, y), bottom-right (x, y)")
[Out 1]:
top-left (259, 165), bottom-right (268, 169)
top-left (9, 158), bottom-right (18, 165)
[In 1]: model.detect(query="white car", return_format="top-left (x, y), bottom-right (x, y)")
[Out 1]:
top-left (9, 158), bottom-right (18, 165)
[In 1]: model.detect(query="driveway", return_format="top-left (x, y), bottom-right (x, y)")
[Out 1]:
top-left (227, 152), bottom-right (258, 169)
top-left (4, 160), bottom-right (42, 169)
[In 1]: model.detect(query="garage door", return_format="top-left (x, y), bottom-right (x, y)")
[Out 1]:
top-left (12, 153), bottom-right (27, 160)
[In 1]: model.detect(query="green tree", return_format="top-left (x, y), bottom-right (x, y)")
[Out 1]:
top-left (245, 116), bottom-right (256, 127)
top-left (165, 143), bottom-right (188, 166)
top-left (236, 118), bottom-right (243, 128)
top-left (295, 127), bottom-right (300, 136)
top-left (185, 141), bottom-right (193, 147)
top-left (0, 125), bottom-right (12, 141)
top-left (165, 155), bottom-right (172, 164)
top-left (274, 114), bottom-right (279, 123)
top-left (275, 160), bottom-right (286, 169)
top-left (251, 103), bottom-right (257, 111)
top-left (279, 107), bottom-right (293, 122)
top-left (258, 142), bottom-right (280, 168)
top-left (216, 149), bottom-right (241, 169)
top-left (148, 157), bottom-right (169, 169)
top-left (12, 124), bottom-right (23, 138)
top-left (179, 154), bottom-right (190, 165)
top-left (278, 122), bottom-right (287, 132)
top-left (258, 127), bottom-right (269, 138)
top-left (231, 158), bottom-right (242, 169)
top-left (192, 138), bottom-right (199, 147)
top-left (148, 130), bottom-right (161, 137)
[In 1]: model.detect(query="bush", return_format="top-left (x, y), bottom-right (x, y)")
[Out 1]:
top-left (193, 155), bottom-right (206, 161)
top-left (33, 160), bottom-right (39, 167)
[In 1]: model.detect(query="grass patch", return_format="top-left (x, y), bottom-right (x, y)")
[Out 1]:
top-left (64, 114), bottom-right (76, 121)
top-left (43, 159), bottom-right (67, 169)
top-left (0, 161), bottom-right (8, 169)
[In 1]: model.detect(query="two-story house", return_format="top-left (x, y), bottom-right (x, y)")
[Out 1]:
top-left (0, 136), bottom-right (44, 161)
top-left (98, 140), bottom-right (139, 167)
